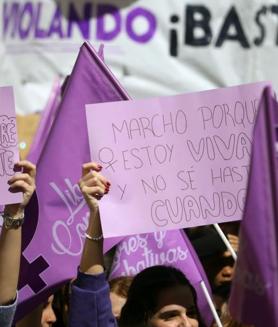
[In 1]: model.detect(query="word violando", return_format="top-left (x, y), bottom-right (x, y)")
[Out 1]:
top-left (3, 2), bottom-right (156, 43)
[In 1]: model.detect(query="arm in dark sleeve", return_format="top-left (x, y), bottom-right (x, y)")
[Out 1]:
top-left (69, 270), bottom-right (117, 327)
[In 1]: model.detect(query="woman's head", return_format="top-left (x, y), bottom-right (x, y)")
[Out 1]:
top-left (41, 295), bottom-right (57, 327)
top-left (109, 276), bottom-right (133, 320)
top-left (119, 265), bottom-right (204, 327)
top-left (109, 276), bottom-right (134, 298)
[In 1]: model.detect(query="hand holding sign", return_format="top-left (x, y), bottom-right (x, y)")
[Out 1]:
top-left (0, 160), bottom-right (36, 310)
top-left (78, 161), bottom-right (110, 275)
top-left (4, 161), bottom-right (36, 217)
top-left (79, 162), bottom-right (110, 207)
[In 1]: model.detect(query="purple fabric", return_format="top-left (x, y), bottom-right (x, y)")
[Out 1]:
top-left (69, 271), bottom-right (117, 327)
top-left (180, 231), bottom-right (213, 326)
top-left (28, 78), bottom-right (61, 164)
top-left (15, 42), bottom-right (129, 321)
top-left (229, 86), bottom-right (278, 326)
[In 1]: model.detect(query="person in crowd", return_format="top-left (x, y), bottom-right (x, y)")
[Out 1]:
top-left (17, 294), bottom-right (57, 327)
top-left (69, 162), bottom-right (205, 327)
top-left (109, 276), bottom-right (133, 321)
top-left (0, 161), bottom-right (36, 327)
top-left (211, 303), bottom-right (253, 327)
top-left (41, 295), bottom-right (57, 327)
top-left (51, 283), bottom-right (71, 327)
top-left (119, 265), bottom-right (203, 327)
top-left (187, 224), bottom-right (239, 315)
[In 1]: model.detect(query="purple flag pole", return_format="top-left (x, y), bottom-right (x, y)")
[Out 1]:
top-left (200, 281), bottom-right (222, 327)
top-left (180, 232), bottom-right (221, 326)
top-left (229, 86), bottom-right (278, 326)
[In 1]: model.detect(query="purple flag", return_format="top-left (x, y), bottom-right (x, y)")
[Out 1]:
top-left (16, 42), bottom-right (129, 320)
top-left (28, 78), bottom-right (61, 165)
top-left (109, 230), bottom-right (213, 325)
top-left (229, 86), bottom-right (278, 326)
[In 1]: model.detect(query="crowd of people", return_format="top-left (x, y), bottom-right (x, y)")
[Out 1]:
top-left (0, 160), bottom-right (249, 327)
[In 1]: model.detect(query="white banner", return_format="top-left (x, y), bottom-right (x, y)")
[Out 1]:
top-left (0, 0), bottom-right (277, 114)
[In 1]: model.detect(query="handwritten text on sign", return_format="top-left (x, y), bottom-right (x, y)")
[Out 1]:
top-left (86, 82), bottom-right (269, 237)
top-left (0, 87), bottom-right (22, 205)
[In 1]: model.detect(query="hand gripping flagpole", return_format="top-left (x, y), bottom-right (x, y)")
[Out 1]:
top-left (213, 223), bottom-right (237, 261)
top-left (200, 281), bottom-right (223, 327)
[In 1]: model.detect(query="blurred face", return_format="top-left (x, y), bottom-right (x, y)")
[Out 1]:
top-left (214, 265), bottom-right (234, 287)
top-left (41, 295), bottom-right (57, 327)
top-left (149, 304), bottom-right (199, 327)
top-left (110, 292), bottom-right (127, 320)
top-left (148, 285), bottom-right (199, 327)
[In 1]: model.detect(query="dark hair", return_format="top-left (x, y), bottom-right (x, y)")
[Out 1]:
top-left (118, 265), bottom-right (205, 327)
top-left (109, 276), bottom-right (133, 298)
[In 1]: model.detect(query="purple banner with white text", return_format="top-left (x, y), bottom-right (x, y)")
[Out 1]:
top-left (15, 43), bottom-right (129, 320)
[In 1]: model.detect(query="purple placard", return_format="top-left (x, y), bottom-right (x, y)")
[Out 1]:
top-left (0, 86), bottom-right (22, 205)
top-left (85, 81), bottom-right (269, 238)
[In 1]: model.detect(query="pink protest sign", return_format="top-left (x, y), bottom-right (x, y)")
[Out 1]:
top-left (0, 86), bottom-right (22, 205)
top-left (86, 82), bottom-right (269, 238)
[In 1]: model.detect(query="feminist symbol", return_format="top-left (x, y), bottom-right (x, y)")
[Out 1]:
top-left (98, 147), bottom-right (118, 172)
top-left (18, 193), bottom-right (49, 293)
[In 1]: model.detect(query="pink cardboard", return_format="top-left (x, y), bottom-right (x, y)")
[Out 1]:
top-left (86, 82), bottom-right (269, 237)
top-left (0, 86), bottom-right (22, 205)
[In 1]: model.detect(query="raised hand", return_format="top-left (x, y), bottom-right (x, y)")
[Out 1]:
top-left (4, 160), bottom-right (36, 217)
top-left (78, 162), bottom-right (110, 212)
